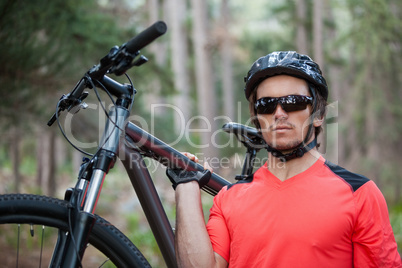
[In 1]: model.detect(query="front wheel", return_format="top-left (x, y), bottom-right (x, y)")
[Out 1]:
top-left (0, 194), bottom-right (151, 267)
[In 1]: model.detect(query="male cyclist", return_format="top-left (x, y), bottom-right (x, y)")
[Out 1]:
top-left (167, 51), bottom-right (402, 267)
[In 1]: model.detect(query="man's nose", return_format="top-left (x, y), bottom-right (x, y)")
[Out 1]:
top-left (273, 104), bottom-right (288, 120)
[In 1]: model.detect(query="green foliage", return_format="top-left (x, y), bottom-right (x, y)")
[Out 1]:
top-left (344, 0), bottom-right (402, 168)
top-left (0, 0), bottom-right (135, 127)
top-left (390, 205), bottom-right (402, 254)
top-left (125, 213), bottom-right (164, 267)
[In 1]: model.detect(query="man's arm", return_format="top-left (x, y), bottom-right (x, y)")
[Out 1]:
top-left (175, 181), bottom-right (228, 268)
top-left (352, 181), bottom-right (402, 267)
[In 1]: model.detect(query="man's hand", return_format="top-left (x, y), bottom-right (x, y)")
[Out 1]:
top-left (166, 168), bottom-right (211, 190)
top-left (166, 152), bottom-right (212, 190)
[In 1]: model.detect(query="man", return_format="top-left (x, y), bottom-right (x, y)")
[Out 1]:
top-left (167, 51), bottom-right (402, 267)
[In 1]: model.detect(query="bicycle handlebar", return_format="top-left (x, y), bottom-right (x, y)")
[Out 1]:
top-left (89, 20), bottom-right (167, 79)
top-left (125, 21), bottom-right (167, 53)
top-left (48, 21), bottom-right (167, 127)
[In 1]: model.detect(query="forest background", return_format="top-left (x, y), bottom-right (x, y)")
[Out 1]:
top-left (0, 0), bottom-right (401, 266)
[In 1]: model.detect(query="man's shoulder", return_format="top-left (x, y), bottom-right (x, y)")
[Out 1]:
top-left (323, 160), bottom-right (370, 192)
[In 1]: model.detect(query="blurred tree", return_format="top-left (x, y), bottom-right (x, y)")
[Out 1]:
top-left (296, 0), bottom-right (308, 54)
top-left (219, 0), bottom-right (235, 121)
top-left (169, 0), bottom-right (191, 132)
top-left (142, 0), bottom-right (168, 117)
top-left (313, 0), bottom-right (324, 67)
top-left (0, 0), bottom-right (136, 193)
top-left (191, 0), bottom-right (219, 162)
top-left (342, 0), bottom-right (402, 200)
top-left (323, 0), bottom-right (344, 161)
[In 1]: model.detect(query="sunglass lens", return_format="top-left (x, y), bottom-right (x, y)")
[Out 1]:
top-left (256, 104), bottom-right (276, 114)
top-left (281, 102), bottom-right (309, 113)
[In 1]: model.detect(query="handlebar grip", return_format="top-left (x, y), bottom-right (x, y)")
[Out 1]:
top-left (125, 21), bottom-right (167, 53)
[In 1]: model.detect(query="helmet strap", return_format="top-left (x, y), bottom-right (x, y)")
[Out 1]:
top-left (266, 137), bottom-right (318, 162)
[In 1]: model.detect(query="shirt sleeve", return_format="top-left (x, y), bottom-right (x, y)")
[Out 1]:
top-left (352, 181), bottom-right (402, 267)
top-left (206, 187), bottom-right (231, 263)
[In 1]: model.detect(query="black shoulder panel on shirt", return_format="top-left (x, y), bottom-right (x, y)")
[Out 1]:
top-left (324, 160), bottom-right (370, 192)
top-left (227, 174), bottom-right (254, 190)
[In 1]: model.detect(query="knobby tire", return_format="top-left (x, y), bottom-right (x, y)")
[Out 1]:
top-left (0, 194), bottom-right (151, 267)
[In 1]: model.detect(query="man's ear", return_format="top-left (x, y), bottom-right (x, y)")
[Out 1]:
top-left (313, 116), bottom-right (324, 127)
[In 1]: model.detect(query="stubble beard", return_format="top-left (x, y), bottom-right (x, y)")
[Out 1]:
top-left (267, 121), bottom-right (303, 152)
top-left (268, 137), bottom-right (303, 153)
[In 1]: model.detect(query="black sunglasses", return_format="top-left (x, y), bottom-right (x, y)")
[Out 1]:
top-left (255, 95), bottom-right (313, 114)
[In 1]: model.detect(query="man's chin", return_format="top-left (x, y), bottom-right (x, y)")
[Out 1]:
top-left (268, 141), bottom-right (302, 152)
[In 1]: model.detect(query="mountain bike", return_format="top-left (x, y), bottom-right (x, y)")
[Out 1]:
top-left (0, 21), bottom-right (265, 267)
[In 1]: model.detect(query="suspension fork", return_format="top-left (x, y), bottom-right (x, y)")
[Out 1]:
top-left (50, 106), bottom-right (129, 267)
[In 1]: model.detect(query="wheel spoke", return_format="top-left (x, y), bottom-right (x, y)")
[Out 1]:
top-left (16, 224), bottom-right (20, 268)
top-left (39, 225), bottom-right (45, 268)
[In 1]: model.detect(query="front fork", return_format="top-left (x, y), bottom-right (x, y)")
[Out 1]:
top-left (49, 176), bottom-right (95, 268)
top-left (50, 106), bottom-right (128, 267)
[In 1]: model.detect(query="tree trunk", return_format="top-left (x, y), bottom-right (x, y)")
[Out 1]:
top-left (46, 130), bottom-right (57, 196)
top-left (169, 0), bottom-right (191, 132)
top-left (39, 129), bottom-right (57, 196)
top-left (220, 0), bottom-right (235, 121)
top-left (313, 0), bottom-right (324, 67)
top-left (296, 0), bottom-right (308, 54)
top-left (55, 136), bottom-right (66, 168)
top-left (344, 41), bottom-right (361, 170)
top-left (10, 127), bottom-right (22, 192)
top-left (313, 0), bottom-right (325, 154)
top-left (144, 0), bottom-right (167, 116)
top-left (73, 150), bottom-right (84, 174)
top-left (324, 0), bottom-right (344, 164)
top-left (365, 62), bottom-right (382, 188)
top-left (36, 129), bottom-right (45, 189)
top-left (191, 0), bottom-right (219, 162)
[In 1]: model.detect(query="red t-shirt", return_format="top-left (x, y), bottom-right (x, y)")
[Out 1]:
top-left (206, 156), bottom-right (401, 267)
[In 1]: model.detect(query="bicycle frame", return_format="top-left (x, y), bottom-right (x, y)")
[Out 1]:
top-left (50, 77), bottom-right (230, 267)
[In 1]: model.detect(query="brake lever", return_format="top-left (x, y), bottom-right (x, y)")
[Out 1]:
top-left (96, 46), bottom-right (148, 77)
top-left (47, 91), bottom-right (89, 126)
top-left (68, 92), bottom-right (89, 114)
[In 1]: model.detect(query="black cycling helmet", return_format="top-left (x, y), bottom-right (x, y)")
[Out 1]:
top-left (244, 51), bottom-right (328, 101)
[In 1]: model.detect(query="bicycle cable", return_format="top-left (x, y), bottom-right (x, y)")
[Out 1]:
top-left (55, 84), bottom-right (93, 157)
top-left (55, 73), bottom-right (134, 158)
